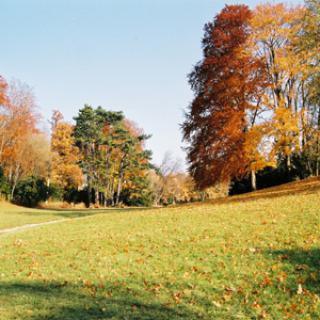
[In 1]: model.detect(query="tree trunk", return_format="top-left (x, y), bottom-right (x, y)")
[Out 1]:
top-left (11, 177), bottom-right (18, 200)
top-left (251, 169), bottom-right (257, 191)
top-left (10, 164), bottom-right (20, 200)
top-left (286, 155), bottom-right (291, 172)
top-left (115, 174), bottom-right (123, 206)
top-left (103, 193), bottom-right (107, 207)
top-left (8, 165), bottom-right (13, 182)
top-left (86, 176), bottom-right (91, 208)
top-left (306, 160), bottom-right (313, 176)
top-left (111, 178), bottom-right (115, 206)
top-left (45, 177), bottom-right (50, 204)
top-left (316, 132), bottom-right (320, 176)
top-left (95, 188), bottom-right (99, 206)
top-left (115, 157), bottom-right (126, 206)
top-left (11, 183), bottom-right (16, 200)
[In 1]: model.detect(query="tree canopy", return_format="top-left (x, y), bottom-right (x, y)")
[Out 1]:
top-left (183, 1), bottom-right (320, 191)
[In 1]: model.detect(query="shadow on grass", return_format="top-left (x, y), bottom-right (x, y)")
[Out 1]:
top-left (265, 248), bottom-right (320, 295)
top-left (0, 280), bottom-right (199, 320)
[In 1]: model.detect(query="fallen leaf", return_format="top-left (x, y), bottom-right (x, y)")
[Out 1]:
top-left (212, 300), bottom-right (221, 308)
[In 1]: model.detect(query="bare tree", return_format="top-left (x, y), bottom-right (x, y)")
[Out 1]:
top-left (150, 151), bottom-right (182, 205)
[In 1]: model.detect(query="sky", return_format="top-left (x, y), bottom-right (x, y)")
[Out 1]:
top-left (0, 0), bottom-right (302, 168)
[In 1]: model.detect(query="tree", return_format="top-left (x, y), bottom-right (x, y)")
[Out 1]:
top-left (248, 3), bottom-right (305, 170)
top-left (73, 105), bottom-right (106, 205)
top-left (297, 0), bottom-right (320, 175)
top-left (50, 111), bottom-right (83, 193)
top-left (0, 80), bottom-right (42, 197)
top-left (149, 152), bottom-right (181, 205)
top-left (0, 76), bottom-right (8, 165)
top-left (111, 120), bottom-right (151, 206)
top-left (74, 105), bottom-right (151, 207)
top-left (243, 123), bottom-right (275, 190)
top-left (183, 5), bottom-right (265, 190)
top-left (0, 76), bottom-right (7, 105)
top-left (148, 153), bottom-right (201, 205)
top-left (162, 173), bottom-right (196, 205)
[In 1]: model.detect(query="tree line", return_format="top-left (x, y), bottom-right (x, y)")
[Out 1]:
top-left (0, 79), bottom-right (204, 207)
top-left (2, 0), bottom-right (316, 206)
top-left (183, 0), bottom-right (319, 192)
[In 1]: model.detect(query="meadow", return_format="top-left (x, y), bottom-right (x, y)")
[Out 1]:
top-left (0, 179), bottom-right (319, 319)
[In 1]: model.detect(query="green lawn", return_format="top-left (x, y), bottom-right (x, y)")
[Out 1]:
top-left (0, 185), bottom-right (319, 319)
top-left (0, 203), bottom-right (126, 230)
top-left (0, 203), bottom-right (66, 230)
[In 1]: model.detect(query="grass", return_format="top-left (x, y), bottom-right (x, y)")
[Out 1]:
top-left (0, 179), bottom-right (319, 319)
top-left (0, 202), bottom-right (97, 230)
top-left (0, 202), bottom-right (66, 230)
top-left (0, 202), bottom-right (140, 230)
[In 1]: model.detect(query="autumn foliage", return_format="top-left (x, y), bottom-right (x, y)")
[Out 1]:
top-left (0, 83), bottom-right (155, 206)
top-left (0, 79), bottom-right (200, 207)
top-left (0, 80), bottom-right (48, 198)
top-left (50, 111), bottom-right (83, 190)
top-left (183, 2), bottom-right (319, 191)
top-left (0, 0), bottom-right (318, 205)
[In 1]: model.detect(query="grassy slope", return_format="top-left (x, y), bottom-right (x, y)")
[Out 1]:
top-left (0, 203), bottom-right (89, 230)
top-left (0, 203), bottom-right (132, 230)
top-left (0, 203), bottom-right (66, 230)
top-left (0, 178), bottom-right (319, 319)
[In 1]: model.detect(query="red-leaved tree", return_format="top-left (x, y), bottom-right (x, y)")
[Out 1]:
top-left (182, 5), bottom-right (265, 189)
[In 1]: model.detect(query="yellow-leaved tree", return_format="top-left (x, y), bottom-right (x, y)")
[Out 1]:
top-left (248, 3), bottom-right (305, 170)
top-left (270, 104), bottom-right (300, 169)
top-left (50, 111), bottom-right (83, 193)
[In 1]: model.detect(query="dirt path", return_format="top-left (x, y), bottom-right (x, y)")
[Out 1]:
top-left (0, 219), bottom-right (69, 236)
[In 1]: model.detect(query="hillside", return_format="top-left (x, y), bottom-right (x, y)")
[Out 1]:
top-left (0, 178), bottom-right (319, 319)
top-left (224, 176), bottom-right (320, 203)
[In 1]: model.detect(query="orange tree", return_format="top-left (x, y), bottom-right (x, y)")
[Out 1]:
top-left (182, 5), bottom-right (265, 190)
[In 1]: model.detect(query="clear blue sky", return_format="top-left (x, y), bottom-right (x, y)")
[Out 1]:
top-left (1, 0), bottom-right (301, 167)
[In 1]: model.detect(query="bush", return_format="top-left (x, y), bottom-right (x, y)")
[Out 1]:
top-left (0, 166), bottom-right (10, 199)
top-left (63, 187), bottom-right (87, 205)
top-left (121, 177), bottom-right (154, 207)
top-left (48, 183), bottom-right (64, 201)
top-left (13, 176), bottom-right (49, 207)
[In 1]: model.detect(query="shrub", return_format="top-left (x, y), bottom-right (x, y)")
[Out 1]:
top-left (48, 183), bottom-right (64, 201)
top-left (0, 166), bottom-right (10, 199)
top-left (13, 176), bottom-right (48, 207)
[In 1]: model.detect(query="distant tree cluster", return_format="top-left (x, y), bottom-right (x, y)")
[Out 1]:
top-left (183, 0), bottom-right (320, 192)
top-left (55, 105), bottom-right (153, 207)
top-left (148, 152), bottom-right (204, 206)
top-left (0, 79), bottom-right (205, 207)
top-left (0, 83), bottom-right (156, 207)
